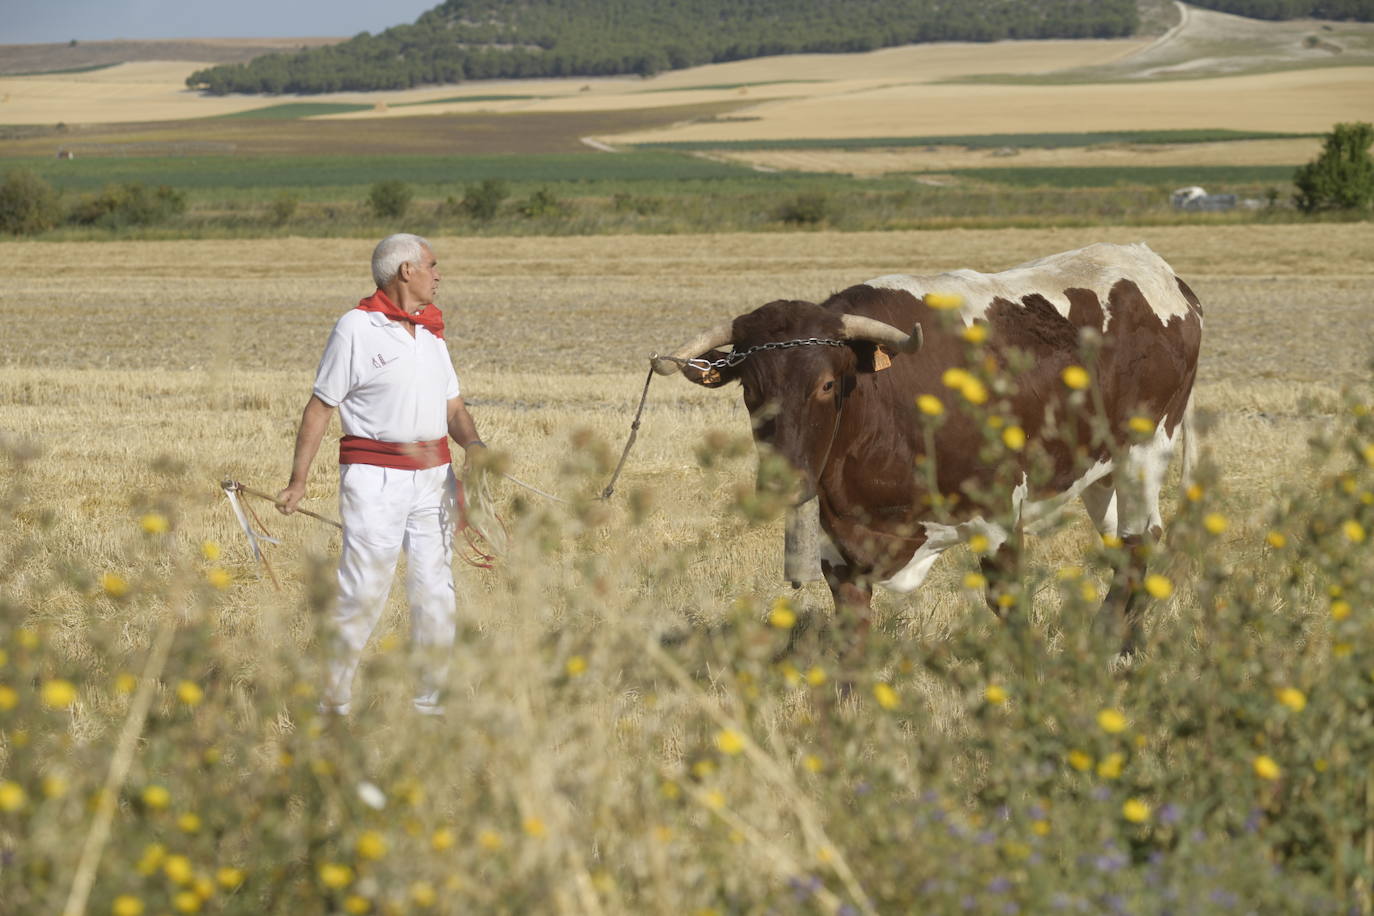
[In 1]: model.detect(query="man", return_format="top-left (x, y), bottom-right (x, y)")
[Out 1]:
top-left (277, 233), bottom-right (484, 717)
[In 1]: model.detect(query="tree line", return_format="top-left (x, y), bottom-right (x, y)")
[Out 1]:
top-left (1187, 0), bottom-right (1374, 18)
top-left (186, 0), bottom-right (1139, 95)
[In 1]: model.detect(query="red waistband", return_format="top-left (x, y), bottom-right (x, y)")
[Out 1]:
top-left (339, 435), bottom-right (451, 470)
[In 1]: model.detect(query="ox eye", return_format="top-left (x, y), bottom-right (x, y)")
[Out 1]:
top-left (822, 380), bottom-right (835, 393)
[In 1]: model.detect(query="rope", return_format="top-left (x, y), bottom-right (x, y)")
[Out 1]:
top-left (600, 364), bottom-right (656, 500)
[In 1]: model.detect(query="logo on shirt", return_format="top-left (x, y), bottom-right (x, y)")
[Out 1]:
top-left (371, 352), bottom-right (397, 369)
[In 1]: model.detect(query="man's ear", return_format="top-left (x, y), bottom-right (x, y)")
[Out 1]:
top-left (681, 349), bottom-right (740, 388)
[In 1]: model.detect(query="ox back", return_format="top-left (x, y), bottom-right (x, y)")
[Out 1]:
top-left (659, 242), bottom-right (1203, 655)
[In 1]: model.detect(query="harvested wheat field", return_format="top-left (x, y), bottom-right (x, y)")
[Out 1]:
top-left (3, 224), bottom-right (1374, 913)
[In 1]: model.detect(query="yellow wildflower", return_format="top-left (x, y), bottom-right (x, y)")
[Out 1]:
top-left (1061, 365), bottom-right (1090, 390)
top-left (984, 684), bottom-right (1007, 705)
top-left (431, 827), bottom-right (455, 851)
top-left (42, 774), bottom-right (67, 798)
top-left (1253, 755), bottom-right (1281, 781)
top-left (0, 686), bottom-right (17, 711)
top-left (318, 863), bottom-right (353, 889)
top-left (0, 781), bottom-right (26, 812)
top-left (141, 785), bottom-right (170, 810)
top-left (1128, 416), bottom-right (1156, 435)
top-left (768, 597), bottom-right (796, 629)
top-left (805, 666), bottom-right (827, 687)
top-left (140, 513), bottom-right (170, 535)
top-left (1122, 799), bottom-right (1151, 823)
top-left (112, 895), bottom-right (145, 916)
top-left (703, 790), bottom-right (726, 810)
top-left (1144, 574), bottom-right (1173, 599)
top-left (343, 895), bottom-right (371, 915)
top-left (176, 681), bottom-right (204, 706)
top-left (136, 844), bottom-right (166, 875)
top-left (101, 572), bottom-right (130, 598)
top-left (923, 291), bottom-right (964, 310)
top-left (968, 533), bottom-right (991, 554)
top-left (1276, 687), bottom-right (1307, 712)
top-left (961, 323), bottom-right (988, 344)
top-left (163, 854), bottom-right (193, 884)
top-left (1266, 530), bottom-right (1287, 549)
top-left (1331, 600), bottom-right (1352, 621)
top-left (41, 679), bottom-right (77, 709)
top-left (803, 754), bottom-right (823, 773)
top-left (206, 568), bottom-right (231, 590)
top-left (115, 673), bottom-right (137, 694)
top-left (1097, 752), bottom-right (1126, 780)
top-left (1343, 520), bottom-right (1366, 544)
top-left (177, 812), bottom-right (202, 834)
top-left (411, 882), bottom-right (437, 908)
top-left (565, 655), bottom-right (587, 676)
top-left (1102, 534), bottom-right (1123, 549)
top-left (200, 540), bottom-right (221, 561)
top-left (523, 816), bottom-right (547, 838)
top-left (216, 867), bottom-right (245, 889)
top-left (1032, 819), bottom-right (1051, 836)
top-left (916, 394), bottom-right (944, 416)
top-left (16, 629), bottom-right (38, 650)
top-left (715, 729), bottom-right (745, 755)
top-left (1002, 426), bottom-right (1026, 451)
top-left (1186, 484), bottom-right (1204, 502)
top-left (1203, 513), bottom-right (1228, 535)
top-left (192, 876), bottom-right (214, 900)
top-left (1066, 750), bottom-right (1093, 772)
top-left (963, 572), bottom-right (988, 590)
top-left (478, 830), bottom-right (503, 851)
top-left (1097, 708), bottom-right (1128, 734)
top-left (173, 891), bottom-right (201, 913)
top-left (873, 683), bottom-right (899, 710)
top-left (355, 830), bottom-right (386, 860)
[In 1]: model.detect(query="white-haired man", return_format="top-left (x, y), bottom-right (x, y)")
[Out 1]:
top-left (277, 233), bottom-right (483, 716)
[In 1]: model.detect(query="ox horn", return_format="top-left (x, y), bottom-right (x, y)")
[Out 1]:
top-left (651, 320), bottom-right (734, 375)
top-left (838, 314), bottom-right (923, 353)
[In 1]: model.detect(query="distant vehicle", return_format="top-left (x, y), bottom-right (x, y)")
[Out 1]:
top-left (1171, 185), bottom-right (1237, 211)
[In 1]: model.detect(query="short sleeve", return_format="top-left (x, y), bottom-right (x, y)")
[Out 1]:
top-left (312, 319), bottom-right (353, 407)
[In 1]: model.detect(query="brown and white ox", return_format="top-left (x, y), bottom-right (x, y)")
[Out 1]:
top-left (653, 243), bottom-right (1202, 656)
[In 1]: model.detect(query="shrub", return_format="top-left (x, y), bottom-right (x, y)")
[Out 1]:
top-left (67, 182), bottom-right (186, 228)
top-left (612, 192), bottom-right (663, 216)
top-left (0, 169), bottom-right (62, 235)
top-left (367, 180), bottom-right (412, 220)
top-left (776, 192), bottom-right (831, 225)
top-left (1293, 121), bottom-right (1374, 213)
top-left (459, 178), bottom-right (509, 221)
top-left (516, 187), bottom-right (571, 219)
top-left (267, 191), bottom-right (300, 226)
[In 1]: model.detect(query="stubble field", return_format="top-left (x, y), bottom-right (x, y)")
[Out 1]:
top-left (3, 223), bottom-right (1374, 912)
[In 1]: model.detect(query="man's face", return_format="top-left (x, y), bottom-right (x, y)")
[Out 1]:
top-left (400, 246), bottom-right (440, 304)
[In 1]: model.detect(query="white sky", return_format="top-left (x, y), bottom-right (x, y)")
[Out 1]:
top-left (1, 0), bottom-right (439, 44)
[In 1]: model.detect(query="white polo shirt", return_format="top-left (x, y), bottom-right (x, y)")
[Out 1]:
top-left (312, 309), bottom-right (461, 443)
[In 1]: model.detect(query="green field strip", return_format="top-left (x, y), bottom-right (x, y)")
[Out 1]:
top-left (392, 94), bottom-right (542, 106)
top-left (636, 129), bottom-right (1319, 152)
top-left (0, 61), bottom-right (122, 77)
top-left (213, 102), bottom-right (377, 120)
top-left (638, 79), bottom-right (827, 93)
top-left (940, 164), bottom-right (1300, 188)
top-left (17, 150), bottom-right (777, 192)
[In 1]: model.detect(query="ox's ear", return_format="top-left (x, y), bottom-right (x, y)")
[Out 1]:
top-left (681, 349), bottom-right (739, 388)
top-left (849, 342), bottom-right (895, 374)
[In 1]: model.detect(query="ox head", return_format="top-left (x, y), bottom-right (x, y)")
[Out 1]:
top-left (654, 300), bottom-right (921, 581)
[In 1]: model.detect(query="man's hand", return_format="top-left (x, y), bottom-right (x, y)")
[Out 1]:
top-left (276, 481), bottom-right (307, 515)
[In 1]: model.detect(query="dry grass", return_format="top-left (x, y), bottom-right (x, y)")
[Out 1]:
top-left (2, 225), bottom-right (1372, 912)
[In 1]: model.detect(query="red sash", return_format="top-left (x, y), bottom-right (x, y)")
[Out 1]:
top-left (355, 288), bottom-right (445, 340)
top-left (339, 435), bottom-right (451, 470)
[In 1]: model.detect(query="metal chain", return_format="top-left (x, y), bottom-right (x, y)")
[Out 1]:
top-left (655, 337), bottom-right (848, 372)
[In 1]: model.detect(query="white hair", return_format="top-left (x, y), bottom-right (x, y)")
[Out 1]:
top-left (371, 233), bottom-right (432, 288)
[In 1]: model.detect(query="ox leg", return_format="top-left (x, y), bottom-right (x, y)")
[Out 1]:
top-left (822, 560), bottom-right (873, 679)
top-left (1096, 534), bottom-right (1152, 656)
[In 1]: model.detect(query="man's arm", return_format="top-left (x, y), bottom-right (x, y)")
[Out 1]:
top-left (277, 394), bottom-right (336, 514)
top-left (447, 396), bottom-right (484, 454)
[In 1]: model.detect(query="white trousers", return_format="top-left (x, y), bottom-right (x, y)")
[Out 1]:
top-left (321, 463), bottom-right (457, 715)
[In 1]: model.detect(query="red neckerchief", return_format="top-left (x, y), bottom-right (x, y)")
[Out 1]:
top-left (355, 288), bottom-right (445, 340)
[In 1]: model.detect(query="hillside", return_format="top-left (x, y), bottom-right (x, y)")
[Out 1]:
top-left (185, 0), bottom-right (1140, 94)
